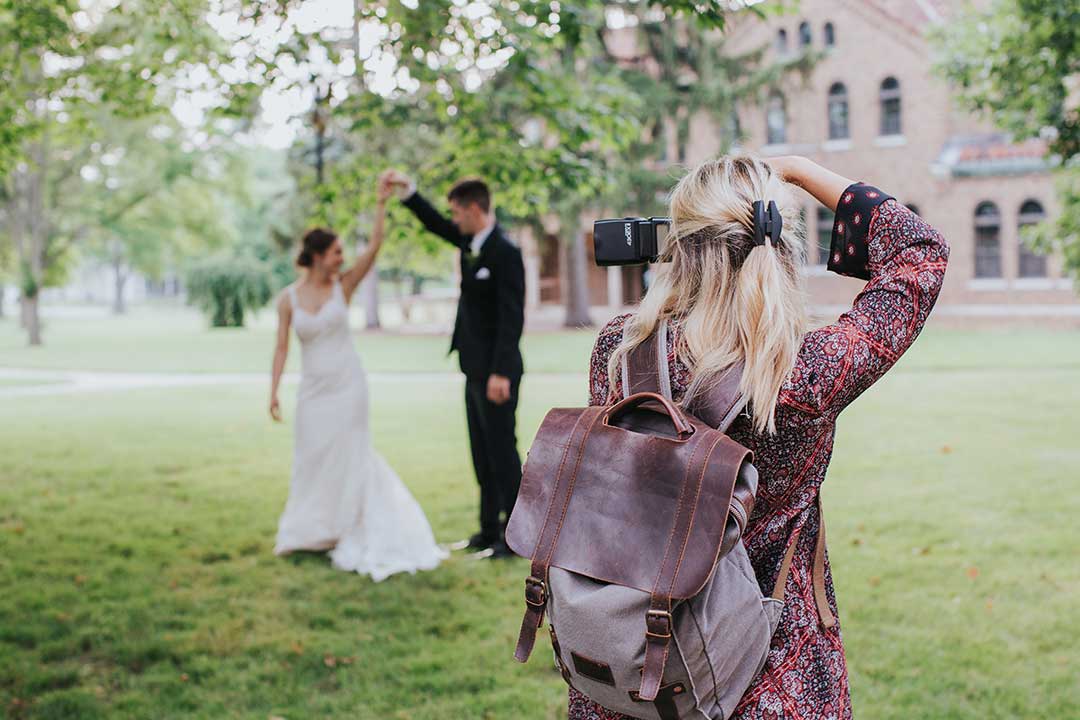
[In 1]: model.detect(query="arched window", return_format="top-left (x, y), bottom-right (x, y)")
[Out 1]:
top-left (827, 82), bottom-right (849, 140)
top-left (974, 201), bottom-right (1002, 278)
top-left (1018, 200), bottom-right (1048, 278)
top-left (824, 22), bottom-right (836, 47)
top-left (905, 203), bottom-right (920, 216)
top-left (775, 29), bottom-right (788, 54)
top-left (879, 77), bottom-right (902, 136)
top-left (799, 21), bottom-right (812, 48)
top-left (816, 207), bottom-right (835, 265)
top-left (766, 91), bottom-right (787, 145)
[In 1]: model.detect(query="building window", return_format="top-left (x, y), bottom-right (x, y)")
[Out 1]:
top-left (775, 29), bottom-right (788, 54)
top-left (974, 201), bottom-right (1002, 278)
top-left (1018, 199), bottom-right (1048, 278)
top-left (824, 22), bottom-right (836, 47)
top-left (816, 207), bottom-right (834, 265)
top-left (879, 77), bottom-right (902, 136)
top-left (798, 21), bottom-right (812, 49)
top-left (766, 91), bottom-right (787, 145)
top-left (827, 82), bottom-right (849, 140)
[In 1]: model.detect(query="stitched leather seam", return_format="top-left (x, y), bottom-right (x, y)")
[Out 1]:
top-left (649, 429), bottom-right (709, 593)
top-left (667, 435), bottom-right (725, 598)
top-left (531, 409), bottom-right (591, 567)
top-left (544, 409), bottom-right (604, 569)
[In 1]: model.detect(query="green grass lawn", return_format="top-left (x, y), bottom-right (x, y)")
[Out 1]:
top-left (3, 306), bottom-right (1080, 376)
top-left (1, 315), bottom-right (1079, 719)
top-left (0, 307), bottom-right (598, 375)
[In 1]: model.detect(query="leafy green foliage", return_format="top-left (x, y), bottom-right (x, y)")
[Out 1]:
top-left (935, 0), bottom-right (1080, 284)
top-left (185, 255), bottom-right (273, 327)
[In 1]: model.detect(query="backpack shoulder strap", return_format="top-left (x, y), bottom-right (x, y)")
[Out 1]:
top-left (621, 317), bottom-right (673, 400)
top-left (623, 316), bottom-right (746, 432)
top-left (684, 360), bottom-right (747, 433)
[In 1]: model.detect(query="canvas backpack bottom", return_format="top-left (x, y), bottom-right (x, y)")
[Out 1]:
top-left (546, 545), bottom-right (781, 720)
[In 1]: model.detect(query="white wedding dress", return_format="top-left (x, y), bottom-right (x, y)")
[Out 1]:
top-left (274, 279), bottom-right (446, 581)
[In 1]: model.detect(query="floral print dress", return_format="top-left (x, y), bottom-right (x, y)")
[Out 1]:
top-left (569, 185), bottom-right (950, 720)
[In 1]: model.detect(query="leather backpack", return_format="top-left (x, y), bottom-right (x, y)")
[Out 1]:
top-left (506, 318), bottom-right (831, 719)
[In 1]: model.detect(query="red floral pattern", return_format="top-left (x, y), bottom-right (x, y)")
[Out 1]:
top-left (571, 187), bottom-right (949, 720)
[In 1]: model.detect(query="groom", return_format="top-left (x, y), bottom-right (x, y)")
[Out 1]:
top-left (380, 170), bottom-right (525, 559)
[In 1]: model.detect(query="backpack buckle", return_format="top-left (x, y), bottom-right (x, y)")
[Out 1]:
top-left (525, 576), bottom-right (547, 607)
top-left (645, 609), bottom-right (673, 639)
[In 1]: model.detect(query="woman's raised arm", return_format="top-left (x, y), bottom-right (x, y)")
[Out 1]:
top-left (340, 186), bottom-right (390, 302)
top-left (771, 157), bottom-right (951, 419)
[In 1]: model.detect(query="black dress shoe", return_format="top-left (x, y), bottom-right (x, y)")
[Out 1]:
top-left (487, 539), bottom-right (516, 559)
top-left (466, 532), bottom-right (496, 551)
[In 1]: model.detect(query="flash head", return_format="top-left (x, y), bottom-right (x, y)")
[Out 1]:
top-left (592, 217), bottom-right (672, 267)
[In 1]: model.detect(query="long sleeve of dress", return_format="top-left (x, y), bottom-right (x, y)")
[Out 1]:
top-left (781, 183), bottom-right (950, 420)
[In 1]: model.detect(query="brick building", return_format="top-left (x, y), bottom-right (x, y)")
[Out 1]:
top-left (525, 0), bottom-right (1079, 325)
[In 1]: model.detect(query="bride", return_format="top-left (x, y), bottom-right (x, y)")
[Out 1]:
top-left (268, 181), bottom-right (446, 581)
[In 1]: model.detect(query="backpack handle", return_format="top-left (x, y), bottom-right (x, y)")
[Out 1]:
top-left (604, 391), bottom-right (695, 439)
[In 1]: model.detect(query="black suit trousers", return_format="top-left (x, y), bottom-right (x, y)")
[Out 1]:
top-left (463, 376), bottom-right (522, 540)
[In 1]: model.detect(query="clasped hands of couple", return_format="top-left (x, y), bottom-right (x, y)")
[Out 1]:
top-left (377, 168), bottom-right (513, 407)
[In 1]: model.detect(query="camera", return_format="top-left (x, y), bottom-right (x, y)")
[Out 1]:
top-left (592, 217), bottom-right (672, 266)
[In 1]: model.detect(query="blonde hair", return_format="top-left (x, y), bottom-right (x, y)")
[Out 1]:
top-left (608, 154), bottom-right (808, 435)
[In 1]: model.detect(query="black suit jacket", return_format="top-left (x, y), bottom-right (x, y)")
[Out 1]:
top-left (403, 191), bottom-right (525, 381)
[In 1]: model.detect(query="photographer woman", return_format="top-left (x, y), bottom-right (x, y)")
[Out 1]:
top-left (570, 155), bottom-right (949, 719)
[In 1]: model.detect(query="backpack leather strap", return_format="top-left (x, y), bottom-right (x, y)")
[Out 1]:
top-left (770, 494), bottom-right (836, 629)
top-left (514, 405), bottom-right (605, 663)
top-left (639, 433), bottom-right (751, 701)
top-left (622, 320), bottom-right (667, 398)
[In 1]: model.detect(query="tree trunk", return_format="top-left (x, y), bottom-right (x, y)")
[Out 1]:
top-left (563, 228), bottom-right (594, 328)
top-left (23, 292), bottom-right (41, 346)
top-left (0, 285), bottom-right (5, 319)
top-left (362, 270), bottom-right (381, 329)
top-left (112, 257), bottom-right (127, 314)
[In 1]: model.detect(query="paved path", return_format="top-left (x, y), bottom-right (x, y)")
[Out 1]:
top-left (0, 367), bottom-right (582, 397)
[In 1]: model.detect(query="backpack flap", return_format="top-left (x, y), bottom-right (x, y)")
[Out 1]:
top-left (506, 395), bottom-right (749, 600)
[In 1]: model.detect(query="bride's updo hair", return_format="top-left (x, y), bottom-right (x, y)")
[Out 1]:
top-left (297, 228), bottom-right (337, 267)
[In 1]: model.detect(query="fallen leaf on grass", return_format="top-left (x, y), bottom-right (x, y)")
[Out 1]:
top-left (180, 673), bottom-right (189, 682)
top-left (289, 641), bottom-right (304, 655)
top-left (851, 537), bottom-right (863, 546)
top-left (868, 576), bottom-right (881, 587)
top-left (966, 566), bottom-right (979, 579)
top-left (940, 445), bottom-right (952, 454)
top-left (73, 574), bottom-right (87, 586)
top-left (913, 546), bottom-right (932, 556)
top-left (323, 654), bottom-right (356, 668)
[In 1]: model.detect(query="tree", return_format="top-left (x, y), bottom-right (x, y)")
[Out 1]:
top-left (186, 254), bottom-right (273, 327)
top-left (286, 3), bottom-right (715, 326)
top-left (934, 0), bottom-right (1080, 286)
top-left (79, 116), bottom-right (241, 313)
top-left (0, 0), bottom-right (264, 345)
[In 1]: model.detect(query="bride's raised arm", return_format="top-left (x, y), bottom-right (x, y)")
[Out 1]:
top-left (340, 183), bottom-right (391, 302)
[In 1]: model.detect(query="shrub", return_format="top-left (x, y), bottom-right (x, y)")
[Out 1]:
top-left (185, 255), bottom-right (273, 328)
